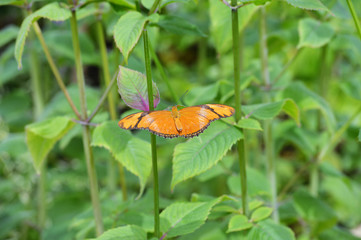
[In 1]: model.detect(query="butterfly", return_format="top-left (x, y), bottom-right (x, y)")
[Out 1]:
top-left (118, 104), bottom-right (235, 138)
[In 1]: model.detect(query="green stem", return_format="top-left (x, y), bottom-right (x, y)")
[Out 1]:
top-left (260, 6), bottom-right (279, 222)
top-left (149, 0), bottom-right (162, 14)
top-left (231, 0), bottom-right (248, 216)
top-left (32, 22), bottom-right (81, 120)
top-left (37, 165), bottom-right (46, 230)
top-left (70, 11), bottom-right (104, 236)
top-left (346, 0), bottom-right (361, 39)
top-left (149, 42), bottom-right (180, 105)
top-left (143, 29), bottom-right (160, 238)
top-left (95, 18), bottom-right (127, 200)
top-left (273, 47), bottom-right (303, 84)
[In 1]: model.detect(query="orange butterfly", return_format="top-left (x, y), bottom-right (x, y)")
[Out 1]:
top-left (118, 104), bottom-right (235, 138)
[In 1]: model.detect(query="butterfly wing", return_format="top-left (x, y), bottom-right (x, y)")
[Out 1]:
top-left (178, 104), bottom-right (235, 138)
top-left (118, 110), bottom-right (180, 138)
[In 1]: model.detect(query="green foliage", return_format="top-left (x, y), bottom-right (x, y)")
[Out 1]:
top-left (15, 2), bottom-right (71, 69)
top-left (25, 116), bottom-right (74, 172)
top-left (298, 18), bottom-right (335, 48)
top-left (251, 207), bottom-right (273, 222)
top-left (285, 0), bottom-right (329, 11)
top-left (92, 121), bottom-right (151, 195)
top-left (172, 121), bottom-right (243, 189)
top-left (95, 225), bottom-right (147, 240)
top-left (248, 219), bottom-right (295, 240)
top-left (227, 215), bottom-right (253, 232)
top-left (184, 82), bottom-right (219, 106)
top-left (160, 197), bottom-right (222, 237)
top-left (237, 118), bottom-right (263, 131)
top-left (155, 15), bottom-right (206, 37)
top-left (242, 99), bottom-right (300, 126)
top-left (0, 25), bottom-right (18, 48)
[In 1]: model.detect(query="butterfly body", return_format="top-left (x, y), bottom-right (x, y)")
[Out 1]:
top-left (118, 104), bottom-right (235, 138)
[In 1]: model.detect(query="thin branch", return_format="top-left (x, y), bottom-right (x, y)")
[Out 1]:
top-left (87, 70), bottom-right (118, 123)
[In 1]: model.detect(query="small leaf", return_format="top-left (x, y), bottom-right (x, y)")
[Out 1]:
top-left (26, 117), bottom-right (74, 172)
top-left (113, 11), bottom-right (148, 64)
top-left (298, 18), bottom-right (335, 49)
top-left (251, 207), bottom-right (273, 222)
top-left (15, 2), bottom-right (71, 69)
top-left (96, 225), bottom-right (147, 240)
top-left (160, 198), bottom-right (222, 237)
top-left (227, 215), bottom-right (253, 233)
top-left (184, 83), bottom-right (219, 106)
top-left (237, 118), bottom-right (263, 131)
top-left (248, 219), bottom-right (295, 240)
top-left (172, 121), bottom-right (243, 190)
top-left (117, 66), bottom-right (160, 111)
top-left (155, 15), bottom-right (206, 36)
top-left (286, 0), bottom-right (330, 12)
top-left (92, 121), bottom-right (152, 196)
top-left (242, 99), bottom-right (300, 126)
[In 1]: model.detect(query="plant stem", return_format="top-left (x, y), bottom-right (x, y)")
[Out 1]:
top-left (149, 0), bottom-right (162, 14)
top-left (273, 47), bottom-right (303, 84)
top-left (346, 0), bottom-right (361, 39)
top-left (32, 22), bottom-right (81, 120)
top-left (149, 42), bottom-right (180, 105)
top-left (70, 11), bottom-right (104, 236)
top-left (260, 6), bottom-right (279, 222)
top-left (231, 0), bottom-right (248, 216)
top-left (95, 18), bottom-right (127, 200)
top-left (143, 29), bottom-right (160, 238)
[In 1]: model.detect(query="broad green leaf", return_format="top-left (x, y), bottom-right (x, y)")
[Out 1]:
top-left (242, 99), bottom-right (300, 126)
top-left (117, 66), bottom-right (160, 111)
top-left (237, 118), bottom-right (263, 131)
top-left (26, 116), bottom-right (75, 172)
top-left (282, 82), bottom-right (336, 132)
top-left (248, 219), bottom-right (295, 240)
top-left (0, 25), bottom-right (19, 48)
top-left (209, 0), bottom-right (259, 53)
top-left (15, 2), bottom-right (71, 69)
top-left (251, 207), bottom-right (273, 222)
top-left (172, 121), bottom-right (243, 189)
top-left (298, 18), bottom-right (335, 49)
top-left (227, 215), bottom-right (253, 233)
top-left (160, 198), bottom-right (221, 237)
top-left (107, 0), bottom-right (136, 11)
top-left (113, 11), bottom-right (148, 64)
top-left (96, 225), bottom-right (146, 240)
top-left (155, 15), bottom-right (205, 37)
top-left (184, 82), bottom-right (219, 106)
top-left (286, 0), bottom-right (330, 11)
top-left (293, 189), bottom-right (337, 235)
top-left (227, 167), bottom-right (270, 197)
top-left (92, 121), bottom-right (151, 195)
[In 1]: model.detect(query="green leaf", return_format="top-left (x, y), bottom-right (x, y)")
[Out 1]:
top-left (142, 0), bottom-right (191, 9)
top-left (92, 121), bottom-right (152, 196)
top-left (0, 0), bottom-right (24, 6)
top-left (184, 82), bottom-right (219, 106)
top-left (0, 25), bottom-right (19, 48)
top-left (251, 207), bottom-right (273, 222)
top-left (227, 215), bottom-right (253, 233)
top-left (319, 227), bottom-right (361, 240)
top-left (209, 0), bottom-right (259, 53)
top-left (160, 198), bottom-right (221, 237)
top-left (26, 117), bottom-right (75, 172)
top-left (248, 219), bottom-right (295, 240)
top-left (286, 0), bottom-right (330, 12)
top-left (358, 129), bottom-right (361, 142)
top-left (298, 18), bottom-right (335, 49)
top-left (113, 11), bottom-right (148, 64)
top-left (96, 225), bottom-right (147, 240)
top-left (172, 121), bottom-right (243, 190)
top-left (293, 189), bottom-right (337, 235)
top-left (237, 118), bottom-right (263, 131)
top-left (15, 2), bottom-right (71, 69)
top-left (155, 15), bottom-right (206, 36)
top-left (282, 82), bottom-right (336, 132)
top-left (242, 99), bottom-right (300, 126)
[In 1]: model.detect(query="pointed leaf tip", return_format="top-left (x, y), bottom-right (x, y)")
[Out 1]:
top-left (117, 66), bottom-right (160, 111)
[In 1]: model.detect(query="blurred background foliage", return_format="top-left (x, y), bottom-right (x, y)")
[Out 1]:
top-left (1, 0), bottom-right (361, 239)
